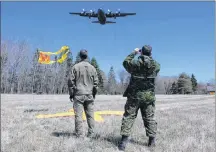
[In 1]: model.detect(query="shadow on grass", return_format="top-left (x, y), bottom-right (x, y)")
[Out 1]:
top-left (51, 131), bottom-right (75, 137)
top-left (129, 138), bottom-right (148, 146)
top-left (92, 134), bottom-right (153, 151)
top-left (100, 136), bottom-right (149, 147)
top-left (101, 135), bottom-right (121, 147)
top-left (98, 135), bottom-right (151, 147)
top-left (51, 132), bottom-right (155, 151)
top-left (88, 134), bottom-right (121, 147)
top-left (130, 138), bottom-right (156, 152)
top-left (24, 108), bottom-right (49, 113)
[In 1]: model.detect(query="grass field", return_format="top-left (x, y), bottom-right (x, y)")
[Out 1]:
top-left (1, 94), bottom-right (215, 152)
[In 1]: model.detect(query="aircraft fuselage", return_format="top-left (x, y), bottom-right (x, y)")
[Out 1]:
top-left (97, 9), bottom-right (106, 24)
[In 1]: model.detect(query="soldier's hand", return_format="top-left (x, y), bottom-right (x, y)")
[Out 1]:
top-left (69, 95), bottom-right (74, 102)
top-left (134, 48), bottom-right (140, 54)
top-left (92, 87), bottom-right (97, 99)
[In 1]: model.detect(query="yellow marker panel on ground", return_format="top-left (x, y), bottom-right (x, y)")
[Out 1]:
top-left (36, 109), bottom-right (124, 122)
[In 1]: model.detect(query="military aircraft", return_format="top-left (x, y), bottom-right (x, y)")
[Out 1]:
top-left (69, 8), bottom-right (136, 25)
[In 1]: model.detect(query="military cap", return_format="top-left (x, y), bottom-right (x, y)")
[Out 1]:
top-left (141, 45), bottom-right (152, 56)
top-left (79, 49), bottom-right (88, 58)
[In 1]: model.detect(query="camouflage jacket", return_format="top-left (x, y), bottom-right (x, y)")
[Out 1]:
top-left (68, 59), bottom-right (98, 96)
top-left (123, 52), bottom-right (160, 102)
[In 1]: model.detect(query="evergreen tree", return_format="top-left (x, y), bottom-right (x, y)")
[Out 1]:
top-left (30, 50), bottom-right (44, 93)
top-left (56, 59), bottom-right (68, 94)
top-left (91, 57), bottom-right (104, 93)
top-left (177, 73), bottom-right (193, 94)
top-left (170, 81), bottom-right (178, 94)
top-left (107, 66), bottom-right (117, 94)
top-left (75, 52), bottom-right (81, 64)
top-left (60, 52), bottom-right (73, 94)
top-left (87, 56), bottom-right (91, 63)
top-left (191, 74), bottom-right (198, 93)
top-left (51, 55), bottom-right (58, 94)
top-left (66, 52), bottom-right (73, 76)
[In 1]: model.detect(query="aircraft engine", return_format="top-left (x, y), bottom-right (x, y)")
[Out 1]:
top-left (81, 9), bottom-right (86, 15)
top-left (89, 9), bottom-right (95, 18)
top-left (89, 10), bottom-right (92, 18)
top-left (116, 9), bottom-right (121, 16)
top-left (108, 9), bottom-right (112, 15)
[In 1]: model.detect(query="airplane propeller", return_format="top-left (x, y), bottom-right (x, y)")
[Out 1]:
top-left (113, 8), bottom-right (120, 18)
top-left (116, 8), bottom-right (121, 13)
top-left (108, 9), bottom-right (112, 15)
top-left (81, 8), bottom-right (86, 14)
top-left (89, 9), bottom-right (95, 18)
top-left (90, 9), bottom-right (95, 13)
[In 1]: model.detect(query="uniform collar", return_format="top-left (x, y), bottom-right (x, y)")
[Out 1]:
top-left (139, 55), bottom-right (152, 60)
top-left (80, 59), bottom-right (89, 62)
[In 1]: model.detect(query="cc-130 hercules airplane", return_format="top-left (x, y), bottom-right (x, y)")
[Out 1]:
top-left (69, 8), bottom-right (136, 25)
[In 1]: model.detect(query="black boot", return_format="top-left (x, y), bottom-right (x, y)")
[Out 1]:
top-left (148, 136), bottom-right (156, 147)
top-left (118, 135), bottom-right (129, 151)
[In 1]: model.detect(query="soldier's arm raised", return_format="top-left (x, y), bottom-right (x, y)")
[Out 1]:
top-left (155, 61), bottom-right (161, 75)
top-left (123, 52), bottom-right (140, 74)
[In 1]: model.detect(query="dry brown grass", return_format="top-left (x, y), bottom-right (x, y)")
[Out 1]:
top-left (1, 94), bottom-right (215, 152)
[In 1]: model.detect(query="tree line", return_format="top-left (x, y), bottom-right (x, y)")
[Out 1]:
top-left (1, 40), bottom-right (214, 95)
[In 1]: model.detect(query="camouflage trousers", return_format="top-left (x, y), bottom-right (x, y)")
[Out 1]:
top-left (73, 95), bottom-right (94, 136)
top-left (120, 98), bottom-right (157, 137)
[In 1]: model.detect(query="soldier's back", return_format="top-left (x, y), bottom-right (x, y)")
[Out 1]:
top-left (125, 55), bottom-right (160, 102)
top-left (73, 61), bottom-right (96, 95)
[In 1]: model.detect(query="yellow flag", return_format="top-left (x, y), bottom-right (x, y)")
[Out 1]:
top-left (38, 46), bottom-right (70, 64)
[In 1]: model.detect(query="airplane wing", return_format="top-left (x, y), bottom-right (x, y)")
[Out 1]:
top-left (69, 12), bottom-right (98, 17)
top-left (106, 12), bottom-right (136, 18)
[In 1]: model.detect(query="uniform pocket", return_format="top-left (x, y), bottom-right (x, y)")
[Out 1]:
top-left (74, 95), bottom-right (85, 103)
top-left (137, 91), bottom-right (155, 103)
top-left (125, 99), bottom-right (138, 115)
top-left (85, 94), bottom-right (94, 101)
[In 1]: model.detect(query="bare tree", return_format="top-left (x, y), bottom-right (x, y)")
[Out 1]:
top-left (0, 39), bottom-right (208, 95)
top-left (118, 69), bottom-right (129, 94)
top-left (1, 43), bottom-right (9, 93)
top-left (1, 40), bottom-right (31, 93)
top-left (155, 76), bottom-right (178, 94)
top-left (155, 76), bottom-right (165, 94)
top-left (164, 80), bottom-right (173, 94)
top-left (208, 78), bottom-right (215, 86)
top-left (197, 82), bottom-right (207, 94)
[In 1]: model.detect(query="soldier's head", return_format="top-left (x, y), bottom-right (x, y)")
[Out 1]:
top-left (79, 49), bottom-right (88, 60)
top-left (141, 45), bottom-right (152, 56)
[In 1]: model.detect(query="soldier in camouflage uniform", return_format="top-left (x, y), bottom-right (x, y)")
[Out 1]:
top-left (68, 49), bottom-right (98, 138)
top-left (118, 45), bottom-right (160, 151)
